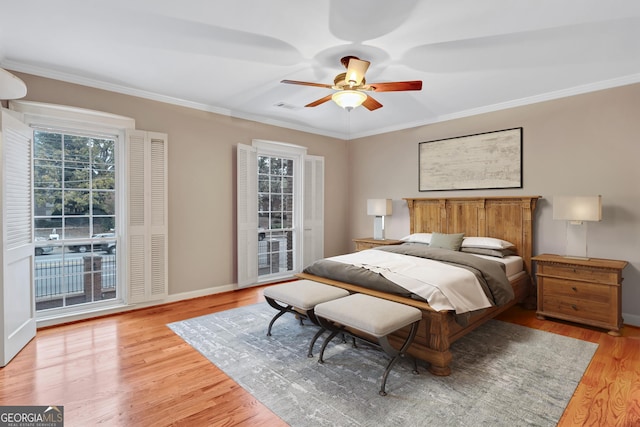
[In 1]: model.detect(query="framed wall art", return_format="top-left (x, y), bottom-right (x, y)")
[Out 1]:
top-left (419, 127), bottom-right (523, 191)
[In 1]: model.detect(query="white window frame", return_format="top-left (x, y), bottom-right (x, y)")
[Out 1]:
top-left (237, 139), bottom-right (323, 287)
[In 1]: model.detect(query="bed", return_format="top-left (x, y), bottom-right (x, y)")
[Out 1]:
top-left (296, 196), bottom-right (540, 376)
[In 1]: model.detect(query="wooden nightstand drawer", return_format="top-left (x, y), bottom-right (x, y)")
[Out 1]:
top-left (542, 295), bottom-right (611, 324)
top-left (543, 278), bottom-right (612, 303)
top-left (541, 264), bottom-right (618, 284)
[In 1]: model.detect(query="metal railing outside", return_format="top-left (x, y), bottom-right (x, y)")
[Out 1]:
top-left (34, 254), bottom-right (117, 301)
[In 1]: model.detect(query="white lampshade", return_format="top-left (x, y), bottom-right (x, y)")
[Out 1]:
top-left (367, 199), bottom-right (392, 216)
top-left (332, 90), bottom-right (367, 111)
top-left (553, 196), bottom-right (602, 223)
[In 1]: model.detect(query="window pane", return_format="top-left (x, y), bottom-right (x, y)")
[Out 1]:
top-left (92, 167), bottom-right (115, 190)
top-left (258, 157), bottom-right (270, 174)
top-left (270, 194), bottom-right (281, 212)
top-left (283, 159), bottom-right (294, 176)
top-left (270, 176), bottom-right (282, 193)
top-left (93, 191), bottom-right (115, 215)
top-left (34, 159), bottom-right (62, 188)
top-left (283, 212), bottom-right (292, 229)
top-left (271, 212), bottom-right (282, 229)
top-left (283, 176), bottom-right (293, 194)
top-left (270, 158), bottom-right (282, 175)
top-left (64, 216), bottom-right (90, 238)
top-left (258, 174), bottom-right (269, 192)
top-left (258, 194), bottom-right (269, 212)
top-left (93, 217), bottom-right (115, 235)
top-left (64, 190), bottom-right (90, 215)
top-left (35, 218), bottom-right (62, 239)
top-left (34, 131), bottom-right (62, 160)
top-left (65, 161), bottom-right (90, 189)
top-left (34, 189), bottom-right (62, 216)
top-left (64, 135), bottom-right (91, 162)
top-left (92, 138), bottom-right (115, 166)
top-left (258, 213), bottom-right (269, 230)
top-left (283, 195), bottom-right (293, 212)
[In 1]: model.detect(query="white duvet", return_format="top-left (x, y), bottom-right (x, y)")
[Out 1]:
top-left (327, 249), bottom-right (493, 314)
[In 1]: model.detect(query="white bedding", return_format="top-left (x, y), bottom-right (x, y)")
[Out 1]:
top-left (470, 254), bottom-right (523, 278)
top-left (327, 250), bottom-right (494, 314)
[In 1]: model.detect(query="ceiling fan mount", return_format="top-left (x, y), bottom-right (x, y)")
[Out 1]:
top-left (281, 55), bottom-right (422, 111)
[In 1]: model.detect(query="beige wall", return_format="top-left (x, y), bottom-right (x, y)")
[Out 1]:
top-left (348, 83), bottom-right (640, 324)
top-left (13, 72), bottom-right (351, 297)
top-left (11, 72), bottom-right (640, 325)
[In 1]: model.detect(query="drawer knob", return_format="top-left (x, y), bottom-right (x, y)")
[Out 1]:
top-left (572, 287), bottom-right (577, 292)
top-left (571, 304), bottom-right (578, 310)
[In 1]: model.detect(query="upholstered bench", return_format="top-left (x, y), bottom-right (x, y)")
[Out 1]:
top-left (314, 293), bottom-right (422, 396)
top-left (263, 280), bottom-right (349, 357)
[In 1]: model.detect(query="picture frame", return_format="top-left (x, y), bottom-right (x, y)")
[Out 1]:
top-left (419, 127), bottom-right (523, 191)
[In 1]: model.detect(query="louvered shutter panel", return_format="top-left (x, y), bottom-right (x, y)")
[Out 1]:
top-left (149, 134), bottom-right (168, 299)
top-left (303, 155), bottom-right (324, 268)
top-left (126, 130), bottom-right (168, 303)
top-left (237, 143), bottom-right (258, 287)
top-left (5, 126), bottom-right (32, 249)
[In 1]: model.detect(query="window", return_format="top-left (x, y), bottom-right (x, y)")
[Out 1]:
top-left (258, 155), bottom-right (295, 277)
top-left (10, 100), bottom-right (168, 322)
top-left (237, 140), bottom-right (323, 286)
top-left (33, 129), bottom-right (118, 310)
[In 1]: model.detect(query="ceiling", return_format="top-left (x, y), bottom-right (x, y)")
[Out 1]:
top-left (1, 1), bottom-right (639, 140)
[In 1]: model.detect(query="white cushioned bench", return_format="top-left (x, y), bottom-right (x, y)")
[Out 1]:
top-left (314, 293), bottom-right (422, 396)
top-left (263, 280), bottom-right (349, 357)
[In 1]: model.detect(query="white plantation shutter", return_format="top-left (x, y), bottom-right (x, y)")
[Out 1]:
top-left (126, 130), bottom-right (168, 303)
top-left (303, 155), bottom-right (324, 268)
top-left (237, 143), bottom-right (258, 287)
top-left (1, 109), bottom-right (36, 366)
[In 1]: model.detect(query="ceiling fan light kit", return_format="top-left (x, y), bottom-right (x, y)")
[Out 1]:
top-left (332, 90), bottom-right (367, 111)
top-left (281, 55), bottom-right (422, 112)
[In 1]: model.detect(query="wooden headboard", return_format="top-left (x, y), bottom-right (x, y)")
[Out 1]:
top-left (404, 196), bottom-right (540, 276)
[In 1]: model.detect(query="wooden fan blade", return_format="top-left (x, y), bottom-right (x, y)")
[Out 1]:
top-left (368, 80), bottom-right (423, 92)
top-left (305, 94), bottom-right (333, 107)
top-left (362, 95), bottom-right (383, 111)
top-left (281, 79), bottom-right (334, 89)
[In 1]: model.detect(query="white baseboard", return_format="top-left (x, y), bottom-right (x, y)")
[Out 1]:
top-left (623, 312), bottom-right (640, 328)
top-left (36, 283), bottom-right (240, 328)
top-left (164, 284), bottom-right (237, 303)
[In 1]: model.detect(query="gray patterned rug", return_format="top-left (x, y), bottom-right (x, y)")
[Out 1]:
top-left (168, 303), bottom-right (597, 427)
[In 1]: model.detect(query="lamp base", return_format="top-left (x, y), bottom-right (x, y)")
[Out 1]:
top-left (373, 216), bottom-right (385, 240)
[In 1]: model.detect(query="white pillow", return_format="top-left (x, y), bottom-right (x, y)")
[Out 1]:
top-left (400, 233), bottom-right (432, 245)
top-left (461, 236), bottom-right (515, 250)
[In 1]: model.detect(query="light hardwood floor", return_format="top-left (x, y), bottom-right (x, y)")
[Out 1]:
top-left (1, 286), bottom-right (639, 426)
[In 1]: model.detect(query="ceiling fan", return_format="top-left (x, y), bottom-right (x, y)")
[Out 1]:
top-left (281, 56), bottom-right (422, 111)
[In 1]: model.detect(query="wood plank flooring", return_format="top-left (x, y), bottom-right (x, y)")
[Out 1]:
top-left (1, 286), bottom-right (639, 426)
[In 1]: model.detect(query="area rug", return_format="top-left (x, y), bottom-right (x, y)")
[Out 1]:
top-left (168, 303), bottom-right (598, 427)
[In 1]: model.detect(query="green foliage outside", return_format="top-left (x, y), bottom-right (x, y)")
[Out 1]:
top-left (34, 130), bottom-right (116, 238)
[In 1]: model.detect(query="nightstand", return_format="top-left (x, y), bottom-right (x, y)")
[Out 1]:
top-left (353, 238), bottom-right (403, 251)
top-left (532, 254), bottom-right (628, 336)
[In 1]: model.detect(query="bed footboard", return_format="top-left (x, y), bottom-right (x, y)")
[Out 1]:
top-left (295, 271), bottom-right (530, 376)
